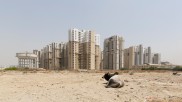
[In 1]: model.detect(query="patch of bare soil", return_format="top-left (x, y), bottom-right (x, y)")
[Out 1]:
top-left (0, 71), bottom-right (181, 102)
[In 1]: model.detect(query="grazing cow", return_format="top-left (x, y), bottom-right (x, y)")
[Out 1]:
top-left (102, 72), bottom-right (124, 88)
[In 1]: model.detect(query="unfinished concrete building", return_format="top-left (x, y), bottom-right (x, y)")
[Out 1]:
top-left (16, 50), bottom-right (39, 68)
top-left (95, 34), bottom-right (101, 70)
top-left (61, 43), bottom-right (69, 69)
top-left (68, 28), bottom-right (101, 70)
top-left (103, 35), bottom-right (124, 70)
top-left (39, 42), bottom-right (68, 70)
top-left (152, 53), bottom-right (161, 64)
top-left (144, 47), bottom-right (152, 64)
top-left (124, 46), bottom-right (136, 69)
top-left (68, 28), bottom-right (82, 70)
top-left (124, 45), bottom-right (161, 69)
top-left (134, 45), bottom-right (144, 65)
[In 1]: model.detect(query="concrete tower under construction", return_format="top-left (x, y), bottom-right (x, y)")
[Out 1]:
top-left (68, 28), bottom-right (101, 70)
top-left (103, 35), bottom-right (124, 70)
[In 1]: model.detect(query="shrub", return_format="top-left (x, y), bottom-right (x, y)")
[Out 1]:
top-left (141, 67), bottom-right (157, 70)
top-left (4, 67), bottom-right (17, 70)
top-left (141, 67), bottom-right (169, 70)
top-left (120, 68), bottom-right (129, 70)
top-left (18, 67), bottom-right (30, 71)
top-left (173, 66), bottom-right (182, 71)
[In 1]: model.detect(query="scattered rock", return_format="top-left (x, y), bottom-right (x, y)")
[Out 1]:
top-left (137, 82), bottom-right (141, 85)
top-left (22, 71), bottom-right (27, 74)
top-left (173, 72), bottom-right (181, 76)
top-left (173, 72), bottom-right (178, 75)
top-left (140, 86), bottom-right (145, 88)
top-left (145, 96), bottom-right (165, 102)
top-left (129, 71), bottom-right (134, 75)
top-left (124, 80), bottom-right (129, 82)
top-left (30, 70), bottom-right (37, 73)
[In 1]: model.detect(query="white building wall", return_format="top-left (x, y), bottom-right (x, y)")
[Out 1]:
top-left (153, 53), bottom-right (161, 64)
top-left (134, 45), bottom-right (143, 66)
top-left (144, 48), bottom-right (149, 64)
top-left (95, 34), bottom-right (100, 46)
top-left (148, 47), bottom-right (152, 64)
top-left (103, 35), bottom-right (124, 70)
top-left (69, 28), bottom-right (80, 42)
top-left (139, 45), bottom-right (144, 65)
top-left (83, 31), bottom-right (90, 43)
top-left (69, 29), bottom-right (101, 45)
top-left (16, 52), bottom-right (39, 68)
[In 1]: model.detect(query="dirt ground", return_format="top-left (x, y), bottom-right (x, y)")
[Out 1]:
top-left (0, 70), bottom-right (182, 102)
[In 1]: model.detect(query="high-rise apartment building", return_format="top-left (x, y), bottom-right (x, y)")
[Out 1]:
top-left (153, 53), bottom-right (161, 64)
top-left (144, 47), bottom-right (152, 64)
top-left (103, 35), bottom-right (124, 70)
top-left (124, 46), bottom-right (135, 69)
top-left (61, 43), bottom-right (69, 69)
top-left (80, 30), bottom-right (96, 70)
top-left (95, 35), bottom-right (101, 70)
top-left (124, 45), bottom-right (161, 69)
top-left (39, 42), bottom-right (68, 70)
top-left (68, 28), bottom-right (101, 70)
top-left (100, 51), bottom-right (104, 70)
top-left (124, 45), bottom-right (145, 69)
top-left (134, 45), bottom-right (144, 65)
top-left (68, 28), bottom-right (83, 70)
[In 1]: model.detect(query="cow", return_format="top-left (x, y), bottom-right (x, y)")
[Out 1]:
top-left (102, 72), bottom-right (124, 88)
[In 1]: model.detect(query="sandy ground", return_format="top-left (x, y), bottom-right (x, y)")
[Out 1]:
top-left (0, 70), bottom-right (182, 102)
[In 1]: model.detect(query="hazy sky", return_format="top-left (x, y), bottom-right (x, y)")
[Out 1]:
top-left (0, 0), bottom-right (182, 66)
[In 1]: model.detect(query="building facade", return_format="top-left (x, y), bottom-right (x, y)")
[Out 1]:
top-left (153, 53), bottom-right (161, 64)
top-left (103, 35), bottom-right (124, 70)
top-left (16, 50), bottom-right (39, 68)
top-left (68, 28), bottom-right (101, 70)
top-left (39, 42), bottom-right (68, 70)
top-left (16, 28), bottom-right (163, 70)
top-left (124, 46), bottom-right (135, 69)
top-left (68, 28), bottom-right (83, 70)
top-left (124, 45), bottom-right (161, 69)
top-left (144, 47), bottom-right (152, 64)
top-left (134, 45), bottom-right (144, 65)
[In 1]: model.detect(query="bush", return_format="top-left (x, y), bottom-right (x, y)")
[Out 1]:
top-left (141, 67), bottom-right (173, 70)
top-left (141, 67), bottom-right (157, 70)
top-left (18, 67), bottom-right (30, 71)
top-left (173, 66), bottom-right (182, 71)
top-left (4, 67), bottom-right (17, 70)
top-left (120, 68), bottom-right (129, 70)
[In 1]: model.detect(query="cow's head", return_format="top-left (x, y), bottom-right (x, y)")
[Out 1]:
top-left (102, 72), bottom-right (119, 81)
